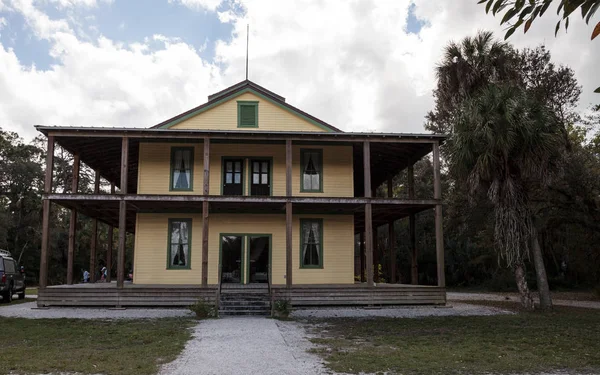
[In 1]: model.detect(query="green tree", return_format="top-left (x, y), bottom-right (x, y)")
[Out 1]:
top-left (450, 84), bottom-right (564, 309)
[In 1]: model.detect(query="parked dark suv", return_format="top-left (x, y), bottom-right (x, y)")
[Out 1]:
top-left (0, 250), bottom-right (26, 303)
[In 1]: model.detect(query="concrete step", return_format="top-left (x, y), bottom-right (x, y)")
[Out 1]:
top-left (220, 310), bottom-right (270, 316)
top-left (219, 300), bottom-right (270, 306)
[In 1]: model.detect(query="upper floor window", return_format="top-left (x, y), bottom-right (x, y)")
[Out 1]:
top-left (237, 101), bottom-right (259, 128)
top-left (170, 147), bottom-right (194, 191)
top-left (300, 149), bottom-right (323, 192)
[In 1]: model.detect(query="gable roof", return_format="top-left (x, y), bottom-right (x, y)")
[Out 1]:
top-left (150, 80), bottom-right (343, 132)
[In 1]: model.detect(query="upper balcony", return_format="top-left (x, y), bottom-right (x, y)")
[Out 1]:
top-left (36, 126), bottom-right (444, 232)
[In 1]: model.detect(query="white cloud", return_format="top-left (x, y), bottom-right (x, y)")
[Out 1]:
top-left (168, 0), bottom-right (223, 12)
top-left (0, 0), bottom-right (598, 142)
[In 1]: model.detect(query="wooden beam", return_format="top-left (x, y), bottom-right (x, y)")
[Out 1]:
top-left (373, 227), bottom-right (379, 283)
top-left (117, 200), bottom-right (127, 288)
top-left (359, 232), bottom-right (365, 283)
top-left (389, 220), bottom-right (396, 284)
top-left (363, 141), bottom-right (372, 199)
top-left (286, 140), bottom-right (292, 197)
top-left (44, 128), bottom-right (443, 144)
top-left (408, 164), bottom-right (418, 285)
top-left (66, 153), bottom-right (80, 285)
top-left (433, 142), bottom-right (445, 287)
top-left (201, 201), bottom-right (209, 286)
top-left (89, 170), bottom-right (100, 283)
top-left (45, 193), bottom-right (440, 206)
top-left (202, 137), bottom-right (210, 286)
top-left (363, 141), bottom-right (374, 286)
top-left (365, 204), bottom-right (374, 287)
top-left (39, 135), bottom-right (54, 289)
top-left (285, 140), bottom-right (292, 288)
top-left (106, 182), bottom-right (115, 283)
top-left (117, 137), bottom-right (128, 288)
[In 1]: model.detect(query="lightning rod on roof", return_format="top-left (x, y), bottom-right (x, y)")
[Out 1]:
top-left (245, 24), bottom-right (249, 80)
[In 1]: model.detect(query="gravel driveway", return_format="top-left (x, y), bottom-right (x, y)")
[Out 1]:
top-left (0, 301), bottom-right (193, 319)
top-left (447, 292), bottom-right (600, 310)
top-left (158, 317), bottom-right (328, 375)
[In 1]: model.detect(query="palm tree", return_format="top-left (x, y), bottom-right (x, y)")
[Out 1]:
top-left (450, 84), bottom-right (563, 310)
top-left (427, 30), bottom-right (520, 134)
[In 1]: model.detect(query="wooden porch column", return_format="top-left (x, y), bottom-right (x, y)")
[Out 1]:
top-left (117, 137), bottom-right (128, 288)
top-left (359, 232), bottom-right (365, 282)
top-left (433, 142), bottom-right (445, 287)
top-left (408, 164), bottom-right (418, 285)
top-left (201, 137), bottom-right (210, 286)
top-left (285, 139), bottom-right (293, 288)
top-left (89, 170), bottom-right (100, 283)
top-left (363, 141), bottom-right (374, 287)
top-left (39, 135), bottom-right (55, 289)
top-left (66, 153), bottom-right (80, 285)
top-left (387, 177), bottom-right (396, 283)
top-left (106, 183), bottom-right (115, 283)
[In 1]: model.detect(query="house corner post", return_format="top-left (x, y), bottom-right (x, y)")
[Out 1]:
top-left (201, 137), bottom-right (210, 286)
top-left (433, 142), bottom-right (445, 288)
top-left (408, 164), bottom-right (418, 285)
top-left (387, 177), bottom-right (395, 283)
top-left (39, 135), bottom-right (55, 289)
top-left (117, 137), bottom-right (129, 289)
top-left (67, 153), bottom-right (80, 285)
top-left (89, 170), bottom-right (100, 283)
top-left (363, 141), bottom-right (374, 287)
top-left (285, 139), bottom-right (293, 288)
top-left (106, 183), bottom-right (115, 283)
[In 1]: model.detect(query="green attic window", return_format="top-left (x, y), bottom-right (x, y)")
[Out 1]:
top-left (237, 101), bottom-right (258, 128)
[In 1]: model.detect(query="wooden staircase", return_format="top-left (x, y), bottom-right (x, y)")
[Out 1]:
top-left (218, 285), bottom-right (271, 316)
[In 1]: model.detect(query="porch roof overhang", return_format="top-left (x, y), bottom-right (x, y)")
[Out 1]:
top-left (35, 126), bottom-right (445, 195)
top-left (47, 193), bottom-right (438, 234)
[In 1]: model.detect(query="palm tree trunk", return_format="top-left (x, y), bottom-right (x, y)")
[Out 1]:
top-left (531, 227), bottom-right (553, 311)
top-left (514, 263), bottom-right (534, 310)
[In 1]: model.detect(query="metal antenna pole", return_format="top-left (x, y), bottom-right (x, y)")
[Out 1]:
top-left (245, 24), bottom-right (249, 80)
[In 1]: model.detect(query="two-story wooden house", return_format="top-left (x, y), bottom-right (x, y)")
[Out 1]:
top-left (36, 80), bottom-right (446, 312)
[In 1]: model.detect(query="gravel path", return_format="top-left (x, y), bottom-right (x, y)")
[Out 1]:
top-left (0, 302), bottom-right (193, 319)
top-left (291, 302), bottom-right (512, 319)
top-left (158, 317), bottom-right (328, 375)
top-left (447, 292), bottom-right (600, 310)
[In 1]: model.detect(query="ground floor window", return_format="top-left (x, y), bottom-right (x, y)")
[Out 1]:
top-left (168, 219), bottom-right (191, 269)
top-left (300, 219), bottom-right (323, 268)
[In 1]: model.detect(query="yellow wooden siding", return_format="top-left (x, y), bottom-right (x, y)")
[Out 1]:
top-left (137, 142), bottom-right (203, 195)
top-left (133, 213), bottom-right (203, 285)
top-left (133, 213), bottom-right (354, 285)
top-left (138, 142), bottom-right (353, 197)
top-left (170, 92), bottom-right (328, 132)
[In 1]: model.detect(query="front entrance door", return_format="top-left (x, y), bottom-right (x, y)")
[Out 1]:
top-left (223, 159), bottom-right (244, 196)
top-left (221, 235), bottom-right (242, 283)
top-left (250, 160), bottom-right (271, 196)
top-left (248, 236), bottom-right (269, 283)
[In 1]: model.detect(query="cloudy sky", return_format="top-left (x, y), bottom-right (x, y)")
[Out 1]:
top-left (0, 0), bottom-right (597, 139)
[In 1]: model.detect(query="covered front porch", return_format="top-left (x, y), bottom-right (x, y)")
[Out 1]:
top-left (37, 282), bottom-right (446, 307)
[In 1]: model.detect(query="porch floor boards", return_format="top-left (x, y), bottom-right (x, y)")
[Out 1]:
top-left (37, 283), bottom-right (446, 308)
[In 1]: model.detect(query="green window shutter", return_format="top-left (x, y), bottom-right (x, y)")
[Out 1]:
top-left (237, 101), bottom-right (258, 128)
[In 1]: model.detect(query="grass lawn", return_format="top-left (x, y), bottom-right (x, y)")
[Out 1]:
top-left (0, 317), bottom-right (195, 375)
top-left (25, 287), bottom-right (38, 295)
top-left (307, 304), bottom-right (600, 375)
